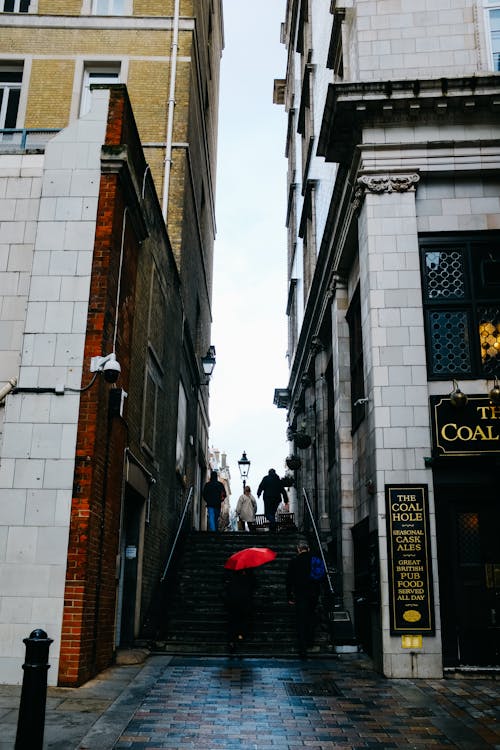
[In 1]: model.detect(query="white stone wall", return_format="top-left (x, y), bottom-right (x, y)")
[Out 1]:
top-left (357, 187), bottom-right (442, 678)
top-left (0, 154), bottom-right (43, 442)
top-left (351, 0), bottom-right (485, 81)
top-left (310, 0), bottom-right (337, 253)
top-left (0, 89), bottom-right (109, 685)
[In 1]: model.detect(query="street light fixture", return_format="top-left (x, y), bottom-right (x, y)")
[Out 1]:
top-left (201, 345), bottom-right (216, 384)
top-left (237, 451), bottom-right (251, 490)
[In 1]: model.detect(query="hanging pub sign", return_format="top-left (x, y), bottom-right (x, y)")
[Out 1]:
top-left (385, 485), bottom-right (435, 635)
top-left (430, 395), bottom-right (500, 457)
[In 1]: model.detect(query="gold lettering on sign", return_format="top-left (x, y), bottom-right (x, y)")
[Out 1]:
top-left (441, 423), bottom-right (500, 442)
top-left (476, 405), bottom-right (500, 420)
top-left (386, 485), bottom-right (434, 634)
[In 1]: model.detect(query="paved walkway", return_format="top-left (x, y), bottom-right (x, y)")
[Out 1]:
top-left (114, 655), bottom-right (498, 750)
top-left (2, 654), bottom-right (499, 749)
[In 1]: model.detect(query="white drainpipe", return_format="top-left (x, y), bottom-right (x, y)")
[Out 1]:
top-left (162, 0), bottom-right (180, 223)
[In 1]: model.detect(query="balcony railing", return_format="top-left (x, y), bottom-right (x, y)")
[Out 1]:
top-left (0, 128), bottom-right (60, 152)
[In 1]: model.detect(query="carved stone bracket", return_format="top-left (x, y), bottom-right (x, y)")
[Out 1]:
top-left (353, 173), bottom-right (420, 210)
top-left (311, 335), bottom-right (325, 355)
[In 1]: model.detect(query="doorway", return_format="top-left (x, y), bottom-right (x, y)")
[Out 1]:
top-left (436, 482), bottom-right (500, 667)
top-left (118, 486), bottom-right (144, 647)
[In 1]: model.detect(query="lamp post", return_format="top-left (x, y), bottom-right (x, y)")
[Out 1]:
top-left (237, 451), bottom-right (251, 490)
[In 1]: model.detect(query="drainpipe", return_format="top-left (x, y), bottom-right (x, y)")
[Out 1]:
top-left (0, 377), bottom-right (17, 405)
top-left (162, 0), bottom-right (180, 223)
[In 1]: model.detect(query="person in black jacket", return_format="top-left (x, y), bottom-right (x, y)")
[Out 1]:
top-left (202, 470), bottom-right (226, 531)
top-left (257, 468), bottom-right (288, 533)
top-left (225, 569), bottom-right (256, 653)
top-left (286, 540), bottom-right (321, 658)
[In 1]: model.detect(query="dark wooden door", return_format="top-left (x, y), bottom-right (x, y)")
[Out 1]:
top-left (437, 487), bottom-right (500, 667)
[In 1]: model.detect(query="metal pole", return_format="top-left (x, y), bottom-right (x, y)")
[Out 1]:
top-left (303, 488), bottom-right (335, 595)
top-left (15, 629), bottom-right (53, 750)
top-left (160, 486), bottom-right (194, 582)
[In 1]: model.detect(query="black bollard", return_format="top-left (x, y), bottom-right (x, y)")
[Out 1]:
top-left (15, 628), bottom-right (53, 750)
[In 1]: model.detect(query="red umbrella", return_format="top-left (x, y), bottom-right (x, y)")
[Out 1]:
top-left (224, 547), bottom-right (277, 571)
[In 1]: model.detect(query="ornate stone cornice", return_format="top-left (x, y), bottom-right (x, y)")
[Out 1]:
top-left (354, 172), bottom-right (420, 209)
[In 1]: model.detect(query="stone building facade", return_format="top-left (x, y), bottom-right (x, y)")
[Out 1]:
top-left (0, 0), bottom-right (223, 685)
top-left (275, 0), bottom-right (500, 677)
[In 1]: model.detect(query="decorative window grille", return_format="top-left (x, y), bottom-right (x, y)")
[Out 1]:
top-left (420, 236), bottom-right (500, 379)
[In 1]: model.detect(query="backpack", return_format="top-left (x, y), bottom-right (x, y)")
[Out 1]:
top-left (310, 555), bottom-right (326, 581)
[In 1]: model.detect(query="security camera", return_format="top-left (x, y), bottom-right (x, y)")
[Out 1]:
top-left (103, 356), bottom-right (121, 383)
top-left (90, 352), bottom-right (121, 383)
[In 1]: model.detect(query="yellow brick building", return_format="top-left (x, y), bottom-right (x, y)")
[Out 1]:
top-left (1, 0), bottom-right (222, 277)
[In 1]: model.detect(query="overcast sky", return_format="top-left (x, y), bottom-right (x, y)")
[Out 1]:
top-left (209, 0), bottom-right (288, 508)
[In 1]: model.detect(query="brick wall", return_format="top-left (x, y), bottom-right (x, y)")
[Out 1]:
top-left (59, 89), bottom-right (141, 685)
top-left (38, 0), bottom-right (82, 13)
top-left (25, 60), bottom-right (74, 128)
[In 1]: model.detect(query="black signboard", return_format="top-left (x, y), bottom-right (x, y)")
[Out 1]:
top-left (386, 485), bottom-right (435, 635)
top-left (430, 395), bottom-right (500, 456)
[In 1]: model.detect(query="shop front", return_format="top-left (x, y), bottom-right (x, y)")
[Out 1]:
top-left (430, 395), bottom-right (500, 668)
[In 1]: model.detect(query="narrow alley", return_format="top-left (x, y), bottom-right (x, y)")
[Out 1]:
top-left (3, 652), bottom-right (498, 749)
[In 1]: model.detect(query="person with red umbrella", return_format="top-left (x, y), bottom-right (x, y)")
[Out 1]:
top-left (224, 547), bottom-right (277, 653)
top-left (225, 569), bottom-right (256, 652)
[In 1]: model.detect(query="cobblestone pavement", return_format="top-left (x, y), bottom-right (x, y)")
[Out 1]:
top-left (113, 655), bottom-right (499, 750)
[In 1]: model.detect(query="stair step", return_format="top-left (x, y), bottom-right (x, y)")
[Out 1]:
top-left (143, 530), bottom-right (333, 657)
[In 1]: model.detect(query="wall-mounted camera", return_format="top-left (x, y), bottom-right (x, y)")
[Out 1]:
top-left (90, 352), bottom-right (121, 384)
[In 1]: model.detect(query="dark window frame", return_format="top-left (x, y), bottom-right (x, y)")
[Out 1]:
top-left (346, 285), bottom-right (365, 433)
top-left (420, 233), bottom-right (500, 380)
top-left (1, 0), bottom-right (30, 12)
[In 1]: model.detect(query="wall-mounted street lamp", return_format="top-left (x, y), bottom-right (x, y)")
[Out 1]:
top-left (449, 379), bottom-right (468, 408)
top-left (201, 345), bottom-right (216, 385)
top-left (489, 378), bottom-right (500, 405)
top-left (237, 451), bottom-right (251, 490)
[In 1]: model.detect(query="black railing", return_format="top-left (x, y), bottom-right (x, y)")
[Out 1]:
top-left (302, 487), bottom-right (334, 595)
top-left (160, 486), bottom-right (193, 583)
top-left (0, 128), bottom-right (60, 151)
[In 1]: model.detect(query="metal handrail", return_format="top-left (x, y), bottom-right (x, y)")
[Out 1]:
top-left (302, 487), bottom-right (334, 595)
top-left (160, 485), bottom-right (193, 582)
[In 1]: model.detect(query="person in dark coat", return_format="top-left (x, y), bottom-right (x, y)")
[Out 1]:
top-left (286, 540), bottom-right (322, 658)
top-left (257, 468), bottom-right (288, 533)
top-left (202, 470), bottom-right (226, 531)
top-left (225, 569), bottom-right (256, 652)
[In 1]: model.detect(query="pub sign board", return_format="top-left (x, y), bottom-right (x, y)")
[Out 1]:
top-left (385, 485), bottom-right (435, 635)
top-left (430, 395), bottom-right (500, 457)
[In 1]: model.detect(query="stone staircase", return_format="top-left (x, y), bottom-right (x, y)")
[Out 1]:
top-left (150, 530), bottom-right (334, 657)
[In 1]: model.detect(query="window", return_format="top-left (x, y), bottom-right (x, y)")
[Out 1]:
top-left (141, 357), bottom-right (162, 457)
top-left (346, 286), bottom-right (365, 432)
top-left (148, 267), bottom-right (166, 365)
top-left (176, 382), bottom-right (187, 474)
top-left (91, 0), bottom-right (128, 14)
top-left (80, 65), bottom-right (120, 116)
top-left (1, 0), bottom-right (30, 11)
top-left (297, 65), bottom-right (314, 184)
top-left (300, 180), bottom-right (317, 302)
top-left (0, 66), bottom-right (22, 131)
top-left (485, 1), bottom-right (500, 70)
top-left (327, 8), bottom-right (345, 79)
top-left (420, 235), bottom-right (500, 379)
